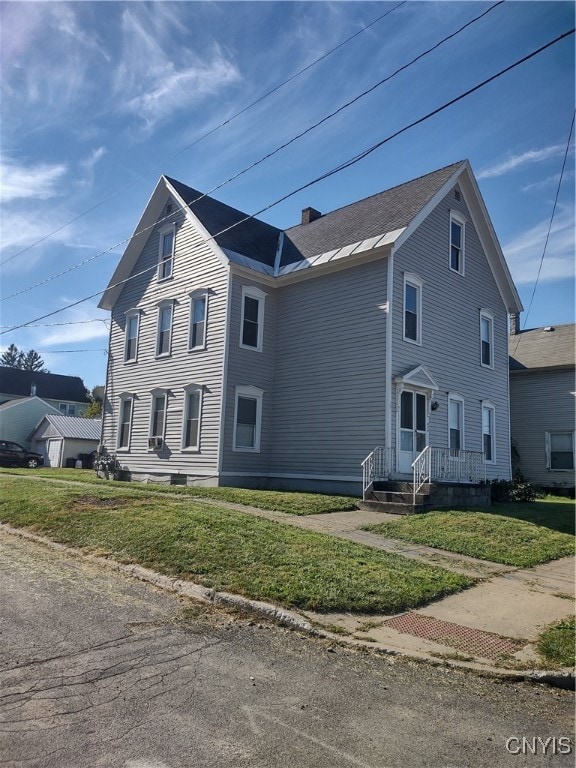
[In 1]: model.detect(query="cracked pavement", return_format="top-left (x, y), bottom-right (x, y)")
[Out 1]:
top-left (0, 529), bottom-right (574, 768)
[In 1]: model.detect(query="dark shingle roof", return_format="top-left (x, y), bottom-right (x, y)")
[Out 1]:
top-left (166, 177), bottom-right (282, 268)
top-left (0, 368), bottom-right (90, 402)
top-left (280, 161), bottom-right (464, 265)
top-left (509, 324), bottom-right (575, 371)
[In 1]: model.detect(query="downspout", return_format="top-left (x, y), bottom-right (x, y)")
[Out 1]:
top-left (385, 247), bottom-right (395, 468)
top-left (100, 318), bottom-right (113, 452)
top-left (216, 265), bottom-right (233, 484)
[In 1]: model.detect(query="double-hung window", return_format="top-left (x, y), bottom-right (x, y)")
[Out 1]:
top-left (124, 310), bottom-right (140, 363)
top-left (546, 432), bottom-right (575, 471)
top-left (480, 310), bottom-right (494, 368)
top-left (156, 301), bottom-right (174, 357)
top-left (240, 286), bottom-right (266, 352)
top-left (450, 212), bottom-right (465, 274)
top-left (233, 386), bottom-right (263, 452)
top-left (448, 394), bottom-right (464, 452)
top-left (59, 403), bottom-right (76, 416)
top-left (182, 384), bottom-right (203, 450)
top-left (158, 226), bottom-right (175, 281)
top-left (403, 273), bottom-right (422, 344)
top-left (150, 389), bottom-right (167, 440)
top-left (482, 402), bottom-right (495, 463)
top-left (117, 394), bottom-right (133, 450)
top-left (189, 291), bottom-right (208, 351)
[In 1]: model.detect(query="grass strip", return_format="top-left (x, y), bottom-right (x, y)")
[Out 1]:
top-left (0, 468), bottom-right (357, 515)
top-left (0, 475), bottom-right (471, 614)
top-left (537, 617), bottom-right (575, 668)
top-left (363, 504), bottom-right (575, 567)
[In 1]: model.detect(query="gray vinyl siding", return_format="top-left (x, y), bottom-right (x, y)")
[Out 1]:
top-left (392, 187), bottom-right (511, 479)
top-left (101, 202), bottom-right (228, 477)
top-left (0, 399), bottom-right (60, 448)
top-left (510, 368), bottom-right (575, 488)
top-left (268, 259), bottom-right (388, 479)
top-left (221, 275), bottom-right (276, 474)
top-left (44, 399), bottom-right (88, 416)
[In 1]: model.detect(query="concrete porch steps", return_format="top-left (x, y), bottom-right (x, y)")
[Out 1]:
top-left (361, 479), bottom-right (491, 514)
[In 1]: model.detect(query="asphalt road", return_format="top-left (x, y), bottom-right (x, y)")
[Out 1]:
top-left (0, 529), bottom-right (573, 768)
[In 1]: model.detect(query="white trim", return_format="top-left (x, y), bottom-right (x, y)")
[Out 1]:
top-left (447, 392), bottom-right (465, 451)
top-left (149, 388), bottom-right (168, 442)
top-left (155, 300), bottom-right (174, 358)
top-left (217, 267), bottom-right (232, 475)
top-left (116, 392), bottom-right (134, 451)
top-left (479, 309), bottom-right (494, 369)
top-left (124, 310), bottom-right (140, 364)
top-left (449, 210), bottom-right (466, 275)
top-left (233, 385), bottom-right (263, 452)
top-left (239, 285), bottom-right (267, 352)
top-left (403, 272), bottom-right (423, 345)
top-left (219, 471), bottom-right (362, 481)
top-left (157, 223), bottom-right (175, 282)
top-left (394, 364), bottom-right (439, 391)
top-left (545, 430), bottom-right (575, 472)
top-left (481, 400), bottom-right (496, 464)
top-left (384, 248), bottom-right (394, 455)
top-left (181, 384), bottom-right (203, 452)
top-left (188, 289), bottom-right (209, 352)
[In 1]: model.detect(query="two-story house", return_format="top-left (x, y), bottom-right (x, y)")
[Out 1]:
top-left (98, 160), bottom-right (522, 498)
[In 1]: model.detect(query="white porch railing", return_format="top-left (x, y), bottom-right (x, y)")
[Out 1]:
top-left (412, 446), bottom-right (486, 505)
top-left (361, 446), bottom-right (396, 498)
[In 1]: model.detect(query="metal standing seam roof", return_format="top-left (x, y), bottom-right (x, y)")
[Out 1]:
top-left (509, 324), bottom-right (575, 370)
top-left (39, 415), bottom-right (102, 440)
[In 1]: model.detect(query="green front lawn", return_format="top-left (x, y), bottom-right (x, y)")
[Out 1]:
top-left (0, 467), bottom-right (357, 515)
top-left (363, 500), bottom-right (575, 567)
top-left (537, 617), bottom-right (575, 668)
top-left (0, 476), bottom-right (472, 613)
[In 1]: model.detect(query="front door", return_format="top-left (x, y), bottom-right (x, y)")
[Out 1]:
top-left (398, 390), bottom-right (427, 474)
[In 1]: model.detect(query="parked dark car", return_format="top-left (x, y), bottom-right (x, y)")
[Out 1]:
top-left (0, 441), bottom-right (44, 468)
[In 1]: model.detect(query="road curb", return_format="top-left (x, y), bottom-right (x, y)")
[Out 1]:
top-left (1, 522), bottom-right (573, 689)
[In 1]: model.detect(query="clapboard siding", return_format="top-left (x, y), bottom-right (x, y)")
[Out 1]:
top-left (221, 275), bottom-right (276, 473)
top-left (392, 187), bottom-right (511, 479)
top-left (510, 369), bottom-right (575, 488)
top-left (0, 399), bottom-right (60, 449)
top-left (267, 259), bottom-right (388, 477)
top-left (102, 201), bottom-right (228, 476)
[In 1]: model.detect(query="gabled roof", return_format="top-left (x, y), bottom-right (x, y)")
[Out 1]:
top-left (509, 323), bottom-right (575, 371)
top-left (0, 368), bottom-right (89, 403)
top-left (31, 414), bottom-right (102, 440)
top-left (0, 396), bottom-right (61, 414)
top-left (99, 160), bottom-right (522, 313)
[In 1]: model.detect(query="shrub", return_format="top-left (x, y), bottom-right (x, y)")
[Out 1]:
top-left (489, 475), bottom-right (541, 504)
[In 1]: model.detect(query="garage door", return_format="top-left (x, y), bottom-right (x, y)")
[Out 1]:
top-left (47, 439), bottom-right (62, 467)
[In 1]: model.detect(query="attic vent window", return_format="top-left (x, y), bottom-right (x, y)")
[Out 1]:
top-left (454, 189), bottom-right (461, 201)
top-left (166, 203), bottom-right (173, 214)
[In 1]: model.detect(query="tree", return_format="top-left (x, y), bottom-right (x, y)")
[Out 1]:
top-left (1, 344), bottom-right (24, 368)
top-left (0, 344), bottom-right (49, 372)
top-left (84, 385), bottom-right (104, 418)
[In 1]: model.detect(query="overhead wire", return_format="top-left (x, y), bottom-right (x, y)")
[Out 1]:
top-left (0, 2), bottom-right (405, 268)
top-left (0, 0), bottom-right (504, 304)
top-left (1, 26), bottom-right (573, 337)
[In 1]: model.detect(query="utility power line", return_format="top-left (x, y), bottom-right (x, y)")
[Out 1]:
top-left (0, 1), bottom-right (503, 304)
top-left (0, 2), bottom-right (405, 268)
top-left (1, 26), bottom-right (573, 337)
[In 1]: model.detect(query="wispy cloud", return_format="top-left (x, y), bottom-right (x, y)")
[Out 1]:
top-left (503, 207), bottom-right (575, 284)
top-left (0, 158), bottom-right (67, 202)
top-left (478, 145), bottom-right (565, 180)
top-left (38, 307), bottom-right (110, 346)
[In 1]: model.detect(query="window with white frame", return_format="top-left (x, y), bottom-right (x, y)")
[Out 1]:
top-left (124, 310), bottom-right (140, 363)
top-left (403, 273), bottom-right (422, 344)
top-left (150, 390), bottom-right (167, 439)
top-left (182, 384), bottom-right (203, 450)
top-left (233, 386), bottom-right (263, 451)
top-left (117, 395), bottom-right (133, 450)
top-left (546, 432), bottom-right (575, 471)
top-left (482, 402), bottom-right (495, 463)
top-left (240, 286), bottom-right (266, 351)
top-left (156, 302), bottom-right (174, 357)
top-left (59, 403), bottom-right (76, 416)
top-left (189, 291), bottom-right (208, 351)
top-left (158, 226), bottom-right (175, 281)
top-left (480, 311), bottom-right (494, 368)
top-left (448, 394), bottom-right (464, 451)
top-left (450, 212), bottom-right (465, 274)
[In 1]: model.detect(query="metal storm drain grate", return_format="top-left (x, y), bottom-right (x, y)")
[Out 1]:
top-left (383, 612), bottom-right (524, 660)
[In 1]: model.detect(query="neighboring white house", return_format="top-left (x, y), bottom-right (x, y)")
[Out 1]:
top-left (29, 414), bottom-right (102, 468)
top-left (509, 322), bottom-right (575, 493)
top-left (98, 160), bottom-right (522, 497)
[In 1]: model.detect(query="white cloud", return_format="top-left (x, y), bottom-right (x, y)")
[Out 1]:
top-left (0, 158), bottom-right (67, 202)
top-left (35, 305), bottom-right (110, 347)
top-left (503, 207), bottom-right (575, 284)
top-left (478, 145), bottom-right (566, 180)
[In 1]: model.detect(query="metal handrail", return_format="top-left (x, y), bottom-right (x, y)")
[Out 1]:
top-left (412, 446), bottom-right (486, 504)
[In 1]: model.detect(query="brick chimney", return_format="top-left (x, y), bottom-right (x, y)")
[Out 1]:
top-left (509, 312), bottom-right (521, 335)
top-left (301, 207), bottom-right (322, 225)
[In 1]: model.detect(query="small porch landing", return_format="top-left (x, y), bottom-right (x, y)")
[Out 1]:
top-left (359, 480), bottom-right (491, 514)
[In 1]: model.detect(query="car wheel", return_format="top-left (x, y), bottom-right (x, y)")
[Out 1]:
top-left (27, 458), bottom-right (39, 469)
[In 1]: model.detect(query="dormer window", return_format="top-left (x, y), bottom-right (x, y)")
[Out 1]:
top-left (158, 226), bottom-right (175, 281)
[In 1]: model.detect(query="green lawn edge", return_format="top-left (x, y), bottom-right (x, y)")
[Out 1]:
top-left (0, 474), bottom-right (472, 614)
top-left (537, 617), bottom-right (576, 668)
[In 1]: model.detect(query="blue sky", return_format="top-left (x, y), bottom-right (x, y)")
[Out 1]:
top-left (0, 0), bottom-right (574, 391)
